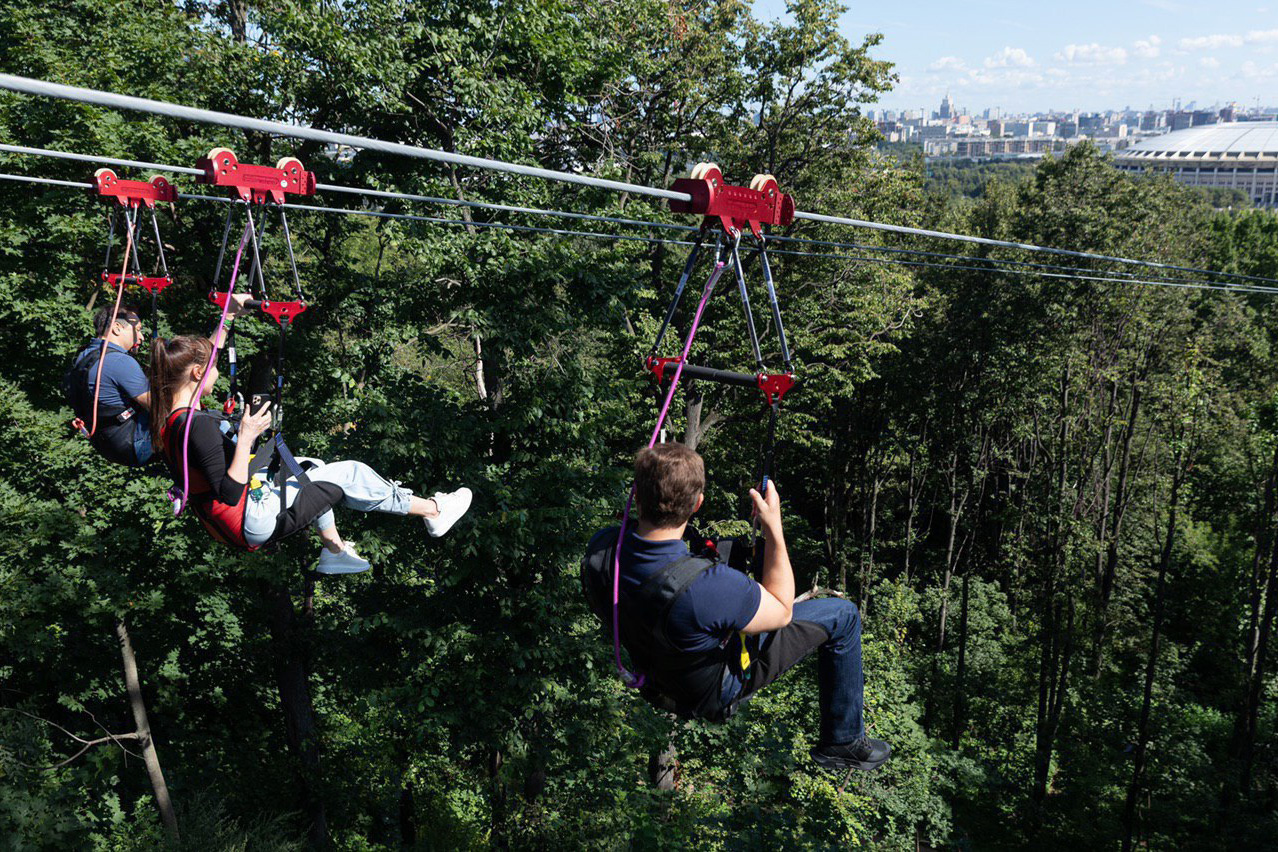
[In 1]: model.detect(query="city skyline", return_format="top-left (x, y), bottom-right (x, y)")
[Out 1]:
top-left (755, 0), bottom-right (1278, 114)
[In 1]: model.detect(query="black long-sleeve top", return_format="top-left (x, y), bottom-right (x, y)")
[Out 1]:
top-left (173, 411), bottom-right (244, 504)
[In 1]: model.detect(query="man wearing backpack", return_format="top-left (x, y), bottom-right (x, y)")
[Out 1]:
top-left (583, 443), bottom-right (891, 772)
top-left (63, 305), bottom-right (155, 467)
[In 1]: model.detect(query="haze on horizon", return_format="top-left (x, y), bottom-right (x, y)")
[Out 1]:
top-left (755, 0), bottom-right (1278, 115)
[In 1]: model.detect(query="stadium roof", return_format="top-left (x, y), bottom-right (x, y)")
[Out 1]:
top-left (1120, 122), bottom-right (1278, 161)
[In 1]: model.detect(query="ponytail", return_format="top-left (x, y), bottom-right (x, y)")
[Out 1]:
top-left (150, 335), bottom-right (213, 429)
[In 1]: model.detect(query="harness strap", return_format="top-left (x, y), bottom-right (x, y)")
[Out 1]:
top-left (174, 220), bottom-right (253, 515)
top-left (611, 235), bottom-right (738, 688)
top-left (88, 207), bottom-right (136, 438)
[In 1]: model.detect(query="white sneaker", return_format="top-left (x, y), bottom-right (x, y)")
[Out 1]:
top-left (316, 544), bottom-right (371, 575)
top-left (425, 486), bottom-right (473, 538)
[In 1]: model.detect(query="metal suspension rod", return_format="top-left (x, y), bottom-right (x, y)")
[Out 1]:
top-left (209, 203), bottom-right (237, 293)
top-left (244, 207), bottom-right (270, 301)
top-left (731, 237), bottom-right (765, 370)
top-left (101, 206), bottom-right (118, 273)
top-left (149, 206), bottom-right (170, 279)
top-left (277, 208), bottom-right (305, 300)
top-left (648, 232), bottom-right (707, 358)
top-left (756, 237), bottom-right (791, 371)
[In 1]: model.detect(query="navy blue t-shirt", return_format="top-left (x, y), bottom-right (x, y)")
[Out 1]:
top-left (590, 527), bottom-right (761, 654)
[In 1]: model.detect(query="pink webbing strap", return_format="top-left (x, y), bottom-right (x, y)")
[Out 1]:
top-left (172, 222), bottom-right (253, 515)
top-left (612, 255), bottom-right (732, 687)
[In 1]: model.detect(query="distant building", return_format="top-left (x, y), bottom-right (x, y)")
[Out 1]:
top-left (939, 93), bottom-right (954, 120)
top-left (1113, 122), bottom-right (1278, 207)
top-left (925, 137), bottom-right (1068, 158)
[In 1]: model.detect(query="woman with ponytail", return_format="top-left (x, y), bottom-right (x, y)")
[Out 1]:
top-left (150, 332), bottom-right (472, 573)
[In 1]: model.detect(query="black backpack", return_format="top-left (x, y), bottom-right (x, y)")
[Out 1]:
top-left (62, 345), bottom-right (145, 467)
top-left (582, 527), bottom-right (742, 720)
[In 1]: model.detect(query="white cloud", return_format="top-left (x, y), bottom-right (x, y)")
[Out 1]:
top-left (984, 46), bottom-right (1036, 68)
top-left (927, 56), bottom-right (968, 73)
top-left (1200, 56), bottom-right (1221, 68)
top-left (1240, 59), bottom-right (1278, 80)
top-left (1179, 29), bottom-right (1278, 50)
top-left (1133, 35), bottom-right (1162, 59)
top-left (1056, 43), bottom-right (1129, 64)
top-left (1180, 33), bottom-right (1246, 49)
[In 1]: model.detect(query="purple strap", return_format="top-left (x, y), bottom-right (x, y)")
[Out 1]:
top-left (612, 258), bottom-right (730, 687)
top-left (173, 222), bottom-right (253, 515)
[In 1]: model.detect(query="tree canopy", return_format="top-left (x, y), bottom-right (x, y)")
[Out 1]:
top-left (1, 1), bottom-right (1276, 849)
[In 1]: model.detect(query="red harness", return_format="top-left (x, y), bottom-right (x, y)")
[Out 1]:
top-left (160, 408), bottom-right (256, 552)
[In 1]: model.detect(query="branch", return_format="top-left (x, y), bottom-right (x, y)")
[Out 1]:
top-left (795, 585), bottom-right (847, 604)
top-left (3, 708), bottom-right (142, 769)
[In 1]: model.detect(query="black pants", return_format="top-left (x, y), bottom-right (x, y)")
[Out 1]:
top-left (268, 481), bottom-right (345, 542)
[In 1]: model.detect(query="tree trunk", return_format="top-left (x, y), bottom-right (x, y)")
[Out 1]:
top-left (1240, 529), bottom-right (1278, 793)
top-left (1033, 366), bottom-right (1073, 808)
top-left (267, 582), bottom-right (329, 847)
top-left (1095, 383), bottom-right (1142, 674)
top-left (952, 570), bottom-right (971, 750)
top-left (399, 779), bottom-right (417, 846)
top-left (649, 743), bottom-right (677, 790)
top-left (116, 620), bottom-right (179, 841)
top-left (1122, 467), bottom-right (1182, 852)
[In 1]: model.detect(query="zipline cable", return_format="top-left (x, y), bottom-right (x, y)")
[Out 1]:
top-left (0, 75), bottom-right (688, 201)
top-left (0, 142), bottom-right (1258, 289)
top-left (3, 170), bottom-right (1276, 296)
top-left (2, 74), bottom-right (1273, 288)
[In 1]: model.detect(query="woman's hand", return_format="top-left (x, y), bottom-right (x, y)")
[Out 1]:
top-left (238, 401), bottom-right (272, 444)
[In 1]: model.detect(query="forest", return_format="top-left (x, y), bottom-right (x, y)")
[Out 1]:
top-left (2, 1), bottom-right (1277, 849)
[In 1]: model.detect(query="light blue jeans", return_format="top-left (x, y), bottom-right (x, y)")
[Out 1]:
top-left (242, 457), bottom-right (415, 545)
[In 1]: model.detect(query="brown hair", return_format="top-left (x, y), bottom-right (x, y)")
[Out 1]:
top-left (634, 443), bottom-right (705, 528)
top-left (150, 335), bottom-right (213, 430)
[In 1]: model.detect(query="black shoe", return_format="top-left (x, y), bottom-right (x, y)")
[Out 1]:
top-left (810, 737), bottom-right (892, 771)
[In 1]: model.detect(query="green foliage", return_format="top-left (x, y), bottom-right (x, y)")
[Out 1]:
top-left (0, 1), bottom-right (1276, 849)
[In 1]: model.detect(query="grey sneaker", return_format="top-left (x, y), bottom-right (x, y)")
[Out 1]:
top-left (425, 487), bottom-right (473, 538)
top-left (316, 544), bottom-right (371, 575)
top-left (810, 737), bottom-right (892, 772)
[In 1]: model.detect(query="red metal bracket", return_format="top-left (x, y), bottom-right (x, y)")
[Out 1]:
top-left (645, 355), bottom-right (681, 382)
top-left (668, 163), bottom-right (795, 239)
top-left (195, 147), bottom-right (316, 204)
top-left (92, 169), bottom-right (177, 208)
top-left (208, 291), bottom-right (307, 326)
top-left (757, 373), bottom-right (796, 405)
top-left (259, 300), bottom-right (306, 326)
top-left (102, 271), bottom-right (173, 295)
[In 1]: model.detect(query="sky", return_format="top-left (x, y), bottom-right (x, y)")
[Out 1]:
top-left (754, 0), bottom-right (1278, 115)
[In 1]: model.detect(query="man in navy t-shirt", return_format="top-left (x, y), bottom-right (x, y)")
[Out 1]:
top-left (63, 305), bottom-right (154, 466)
top-left (586, 442), bottom-right (891, 772)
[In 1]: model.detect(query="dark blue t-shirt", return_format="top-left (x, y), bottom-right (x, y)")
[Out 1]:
top-left (73, 340), bottom-right (149, 411)
top-left (590, 527), bottom-right (761, 654)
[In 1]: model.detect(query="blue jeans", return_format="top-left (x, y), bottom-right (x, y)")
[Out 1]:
top-left (241, 458), bottom-right (415, 545)
top-left (719, 598), bottom-right (865, 745)
top-left (132, 413), bottom-right (153, 465)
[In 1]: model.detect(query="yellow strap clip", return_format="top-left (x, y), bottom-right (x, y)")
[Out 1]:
top-left (249, 475), bottom-right (263, 490)
top-left (738, 631), bottom-right (751, 672)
